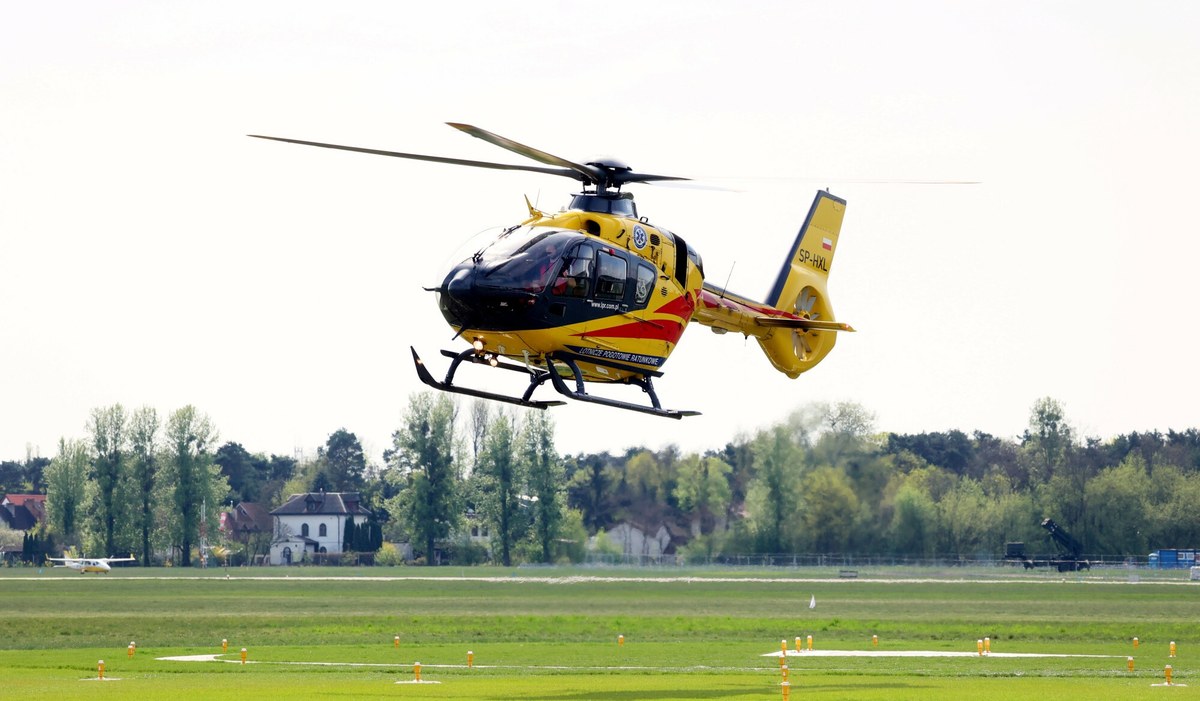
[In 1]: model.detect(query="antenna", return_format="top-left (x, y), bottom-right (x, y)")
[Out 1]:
top-left (199, 497), bottom-right (208, 569)
top-left (719, 262), bottom-right (736, 299)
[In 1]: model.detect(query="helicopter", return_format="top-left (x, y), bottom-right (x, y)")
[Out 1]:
top-left (250, 123), bottom-right (854, 419)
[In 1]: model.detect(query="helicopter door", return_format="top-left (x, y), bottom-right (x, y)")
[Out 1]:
top-left (594, 249), bottom-right (628, 304)
top-left (633, 263), bottom-right (656, 309)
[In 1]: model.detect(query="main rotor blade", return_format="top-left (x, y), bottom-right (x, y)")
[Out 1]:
top-left (247, 134), bottom-right (582, 180)
top-left (447, 123), bottom-right (602, 183)
top-left (699, 175), bottom-right (981, 185)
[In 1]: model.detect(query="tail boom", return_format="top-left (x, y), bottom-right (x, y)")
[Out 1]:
top-left (692, 190), bottom-right (851, 378)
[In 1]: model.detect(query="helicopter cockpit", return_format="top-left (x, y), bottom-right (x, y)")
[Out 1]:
top-left (471, 228), bottom-right (579, 294)
top-left (438, 224), bottom-right (662, 332)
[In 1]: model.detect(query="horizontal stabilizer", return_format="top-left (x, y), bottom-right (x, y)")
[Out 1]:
top-left (754, 317), bottom-right (856, 333)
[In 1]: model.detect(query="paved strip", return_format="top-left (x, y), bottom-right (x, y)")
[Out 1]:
top-left (765, 650), bottom-right (1122, 659)
top-left (23, 574), bottom-right (1199, 586)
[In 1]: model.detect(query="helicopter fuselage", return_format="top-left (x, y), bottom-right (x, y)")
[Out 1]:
top-left (435, 199), bottom-right (704, 384)
top-left (251, 124), bottom-right (852, 418)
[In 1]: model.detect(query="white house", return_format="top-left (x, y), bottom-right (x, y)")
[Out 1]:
top-left (268, 491), bottom-right (373, 565)
top-left (604, 521), bottom-right (687, 563)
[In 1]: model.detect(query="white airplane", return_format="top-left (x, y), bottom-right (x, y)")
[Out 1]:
top-left (47, 556), bottom-right (137, 574)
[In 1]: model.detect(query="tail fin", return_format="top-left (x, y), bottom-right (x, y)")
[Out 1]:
top-left (756, 190), bottom-right (848, 378)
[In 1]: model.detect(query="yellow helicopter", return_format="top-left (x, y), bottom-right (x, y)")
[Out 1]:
top-left (250, 124), bottom-right (854, 418)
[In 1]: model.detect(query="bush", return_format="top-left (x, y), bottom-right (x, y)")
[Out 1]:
top-left (678, 532), bottom-right (725, 565)
top-left (590, 530), bottom-right (623, 558)
top-left (445, 537), bottom-right (489, 566)
top-left (375, 543), bottom-right (405, 566)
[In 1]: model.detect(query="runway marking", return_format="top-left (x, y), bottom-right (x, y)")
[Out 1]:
top-left (765, 650), bottom-right (1121, 659)
top-left (156, 654), bottom-right (770, 672)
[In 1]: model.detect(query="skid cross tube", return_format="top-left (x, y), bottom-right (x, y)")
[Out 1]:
top-left (411, 347), bottom-right (565, 410)
top-left (545, 354), bottom-right (700, 419)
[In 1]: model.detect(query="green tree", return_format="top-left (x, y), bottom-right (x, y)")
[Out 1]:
top-left (128, 406), bottom-right (159, 565)
top-left (45, 437), bottom-right (89, 545)
top-left (522, 411), bottom-right (563, 563)
top-left (214, 442), bottom-right (263, 503)
top-left (280, 455), bottom-right (322, 500)
top-left (1021, 397), bottom-right (1074, 483)
top-left (320, 428), bottom-right (367, 492)
top-left (1148, 465), bottom-right (1200, 548)
top-left (260, 454), bottom-right (298, 507)
top-left (467, 399), bottom-right (491, 473)
top-left (388, 392), bottom-right (460, 564)
top-left (888, 482), bottom-right (938, 557)
top-left (625, 450), bottom-right (671, 505)
top-left (673, 454), bottom-right (732, 537)
top-left (1084, 455), bottom-right (1151, 556)
top-left (343, 514), bottom-right (356, 553)
top-left (991, 489), bottom-right (1042, 553)
top-left (938, 478), bottom-right (991, 558)
top-left (817, 400), bottom-right (876, 467)
top-left (0, 460), bottom-right (25, 493)
top-left (162, 406), bottom-right (223, 567)
top-left (88, 404), bottom-right (127, 556)
top-left (476, 411), bottom-right (524, 566)
top-left (744, 424), bottom-right (804, 553)
top-left (565, 452), bottom-right (617, 531)
top-left (800, 466), bottom-right (860, 553)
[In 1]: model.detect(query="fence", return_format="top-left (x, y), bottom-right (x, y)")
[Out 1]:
top-left (582, 551), bottom-right (1149, 569)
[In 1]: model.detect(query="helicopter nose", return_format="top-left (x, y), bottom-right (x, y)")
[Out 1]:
top-left (439, 267), bottom-right (476, 323)
top-left (446, 268), bottom-right (472, 299)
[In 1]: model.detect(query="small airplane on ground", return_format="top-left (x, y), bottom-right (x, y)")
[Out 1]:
top-left (47, 555), bottom-right (137, 574)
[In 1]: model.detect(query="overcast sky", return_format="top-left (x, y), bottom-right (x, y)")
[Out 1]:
top-left (2, 1), bottom-right (1197, 465)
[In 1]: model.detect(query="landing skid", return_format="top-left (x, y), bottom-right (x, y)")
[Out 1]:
top-left (409, 347), bottom-right (699, 419)
top-left (411, 347), bottom-right (565, 410)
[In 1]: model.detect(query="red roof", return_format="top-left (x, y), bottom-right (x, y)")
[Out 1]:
top-left (3, 494), bottom-right (46, 507)
top-left (1, 494), bottom-right (47, 530)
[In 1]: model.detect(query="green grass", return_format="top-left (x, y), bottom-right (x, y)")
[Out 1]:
top-left (0, 565), bottom-right (1193, 699)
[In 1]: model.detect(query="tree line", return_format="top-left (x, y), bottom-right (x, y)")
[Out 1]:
top-left (4, 394), bottom-right (1199, 565)
top-left (562, 397), bottom-right (1200, 561)
top-left (22, 405), bottom-right (224, 566)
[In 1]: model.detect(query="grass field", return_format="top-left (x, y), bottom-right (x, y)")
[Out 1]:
top-left (1, 565), bottom-right (1194, 699)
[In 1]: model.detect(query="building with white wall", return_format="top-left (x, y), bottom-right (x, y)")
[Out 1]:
top-left (268, 491), bottom-right (372, 565)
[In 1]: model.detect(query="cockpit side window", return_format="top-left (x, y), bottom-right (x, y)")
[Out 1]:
top-left (595, 250), bottom-right (627, 300)
top-left (634, 264), bottom-right (656, 306)
top-left (552, 244), bottom-right (594, 298)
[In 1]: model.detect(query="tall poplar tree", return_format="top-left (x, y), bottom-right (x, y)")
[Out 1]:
top-left (88, 404), bottom-right (127, 556)
top-left (745, 424), bottom-right (804, 553)
top-left (476, 411), bottom-right (523, 566)
top-left (128, 406), bottom-right (159, 565)
top-left (163, 406), bottom-right (221, 567)
top-left (389, 393), bottom-right (459, 564)
top-left (45, 437), bottom-right (89, 545)
top-left (521, 411), bottom-right (563, 563)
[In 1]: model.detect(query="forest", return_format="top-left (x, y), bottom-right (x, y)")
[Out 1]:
top-left (3, 395), bottom-right (1199, 566)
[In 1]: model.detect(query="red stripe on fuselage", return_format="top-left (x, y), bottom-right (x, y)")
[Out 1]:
top-left (572, 293), bottom-right (695, 345)
top-left (654, 293), bottom-right (696, 319)
top-left (698, 288), bottom-right (799, 320)
top-left (573, 319), bottom-right (685, 344)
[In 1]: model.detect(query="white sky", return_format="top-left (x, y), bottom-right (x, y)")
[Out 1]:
top-left (2, 1), bottom-right (1198, 465)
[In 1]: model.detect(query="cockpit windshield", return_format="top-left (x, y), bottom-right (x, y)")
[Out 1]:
top-left (475, 226), bottom-right (543, 264)
top-left (475, 227), bottom-right (580, 293)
